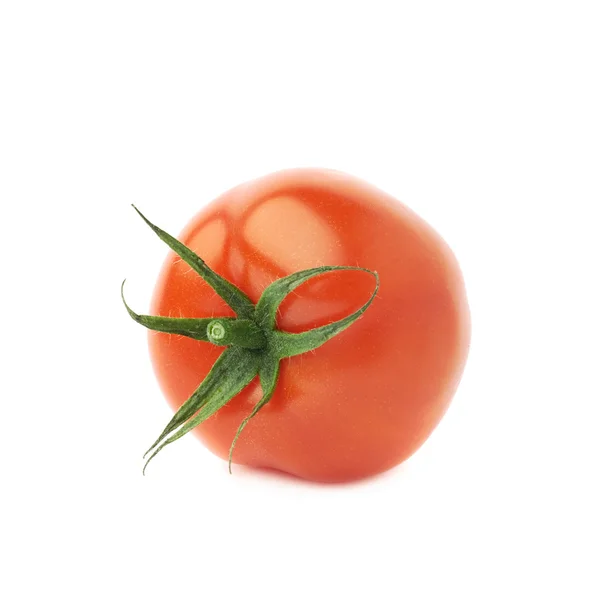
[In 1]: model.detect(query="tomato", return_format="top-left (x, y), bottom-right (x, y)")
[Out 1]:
top-left (142, 169), bottom-right (470, 482)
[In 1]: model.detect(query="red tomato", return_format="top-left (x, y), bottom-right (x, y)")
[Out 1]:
top-left (147, 169), bottom-right (470, 482)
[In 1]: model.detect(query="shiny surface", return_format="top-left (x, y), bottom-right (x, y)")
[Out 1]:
top-left (148, 169), bottom-right (470, 482)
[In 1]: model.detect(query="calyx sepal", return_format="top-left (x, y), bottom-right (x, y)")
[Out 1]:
top-left (123, 206), bottom-right (379, 474)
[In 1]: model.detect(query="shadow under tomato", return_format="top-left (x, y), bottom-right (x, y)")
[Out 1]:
top-left (228, 460), bottom-right (411, 489)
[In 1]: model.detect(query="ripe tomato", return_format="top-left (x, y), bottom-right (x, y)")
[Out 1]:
top-left (146, 169), bottom-right (470, 482)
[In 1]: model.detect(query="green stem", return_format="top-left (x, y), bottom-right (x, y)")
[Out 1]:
top-left (206, 318), bottom-right (266, 349)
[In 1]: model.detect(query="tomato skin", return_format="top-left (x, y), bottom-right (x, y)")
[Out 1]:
top-left (148, 169), bottom-right (470, 482)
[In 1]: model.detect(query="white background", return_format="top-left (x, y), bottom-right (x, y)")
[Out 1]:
top-left (1, 1), bottom-right (599, 598)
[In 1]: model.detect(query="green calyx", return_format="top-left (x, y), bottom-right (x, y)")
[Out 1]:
top-left (122, 206), bottom-right (379, 474)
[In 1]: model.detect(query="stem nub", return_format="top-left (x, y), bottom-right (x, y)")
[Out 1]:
top-left (206, 318), bottom-right (267, 349)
